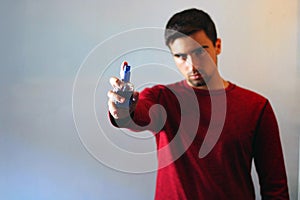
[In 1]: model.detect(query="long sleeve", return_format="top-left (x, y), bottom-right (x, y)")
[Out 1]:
top-left (253, 101), bottom-right (289, 199)
top-left (109, 85), bottom-right (167, 133)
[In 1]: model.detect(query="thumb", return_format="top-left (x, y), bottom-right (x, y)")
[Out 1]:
top-left (132, 91), bottom-right (139, 102)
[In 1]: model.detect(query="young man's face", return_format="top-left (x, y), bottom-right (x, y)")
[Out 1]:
top-left (169, 30), bottom-right (221, 89)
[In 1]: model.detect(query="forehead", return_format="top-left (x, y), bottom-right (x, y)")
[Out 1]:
top-left (169, 30), bottom-right (212, 52)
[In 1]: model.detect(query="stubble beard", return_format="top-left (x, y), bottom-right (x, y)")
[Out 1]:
top-left (188, 78), bottom-right (207, 87)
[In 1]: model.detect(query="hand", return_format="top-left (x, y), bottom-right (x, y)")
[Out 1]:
top-left (107, 76), bottom-right (139, 119)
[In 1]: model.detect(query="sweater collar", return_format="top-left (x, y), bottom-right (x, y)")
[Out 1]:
top-left (181, 80), bottom-right (235, 96)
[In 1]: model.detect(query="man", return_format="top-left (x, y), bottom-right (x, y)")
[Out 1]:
top-left (107, 8), bottom-right (289, 199)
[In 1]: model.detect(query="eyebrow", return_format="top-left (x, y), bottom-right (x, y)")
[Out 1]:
top-left (172, 45), bottom-right (209, 56)
top-left (191, 46), bottom-right (208, 53)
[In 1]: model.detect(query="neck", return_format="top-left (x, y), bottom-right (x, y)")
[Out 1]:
top-left (191, 73), bottom-right (229, 90)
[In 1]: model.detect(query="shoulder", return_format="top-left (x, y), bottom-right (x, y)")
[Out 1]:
top-left (226, 83), bottom-right (277, 124)
top-left (228, 83), bottom-right (271, 112)
top-left (229, 83), bottom-right (268, 102)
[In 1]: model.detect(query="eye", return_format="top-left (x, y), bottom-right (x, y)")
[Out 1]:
top-left (194, 48), bottom-right (205, 55)
top-left (174, 54), bottom-right (187, 60)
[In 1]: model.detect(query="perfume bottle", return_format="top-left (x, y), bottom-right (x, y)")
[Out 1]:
top-left (114, 61), bottom-right (134, 108)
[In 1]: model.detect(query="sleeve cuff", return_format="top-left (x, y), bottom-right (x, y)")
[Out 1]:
top-left (108, 111), bottom-right (134, 128)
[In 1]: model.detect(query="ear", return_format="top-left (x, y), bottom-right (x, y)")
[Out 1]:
top-left (215, 38), bottom-right (221, 55)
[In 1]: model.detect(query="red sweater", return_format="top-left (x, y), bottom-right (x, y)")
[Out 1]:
top-left (110, 80), bottom-right (289, 199)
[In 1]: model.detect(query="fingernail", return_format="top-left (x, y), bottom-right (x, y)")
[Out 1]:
top-left (113, 111), bottom-right (118, 118)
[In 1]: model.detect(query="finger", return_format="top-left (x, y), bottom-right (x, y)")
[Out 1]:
top-left (108, 98), bottom-right (131, 119)
top-left (107, 90), bottom-right (125, 103)
top-left (109, 76), bottom-right (122, 89)
top-left (108, 99), bottom-right (119, 119)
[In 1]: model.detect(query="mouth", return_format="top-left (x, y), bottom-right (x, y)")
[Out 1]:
top-left (189, 73), bottom-right (203, 80)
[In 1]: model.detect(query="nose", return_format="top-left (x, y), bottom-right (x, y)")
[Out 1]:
top-left (185, 54), bottom-right (198, 72)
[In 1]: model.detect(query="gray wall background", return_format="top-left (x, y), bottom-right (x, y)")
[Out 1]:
top-left (1, 0), bottom-right (299, 199)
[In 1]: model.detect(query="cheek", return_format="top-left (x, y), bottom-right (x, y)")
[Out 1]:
top-left (200, 52), bottom-right (217, 68)
top-left (179, 67), bottom-right (187, 75)
top-left (207, 51), bottom-right (217, 63)
top-left (174, 57), bottom-right (184, 65)
top-left (174, 59), bottom-right (186, 70)
top-left (175, 64), bottom-right (188, 76)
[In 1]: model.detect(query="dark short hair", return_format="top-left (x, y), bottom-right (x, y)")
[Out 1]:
top-left (164, 8), bottom-right (217, 46)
